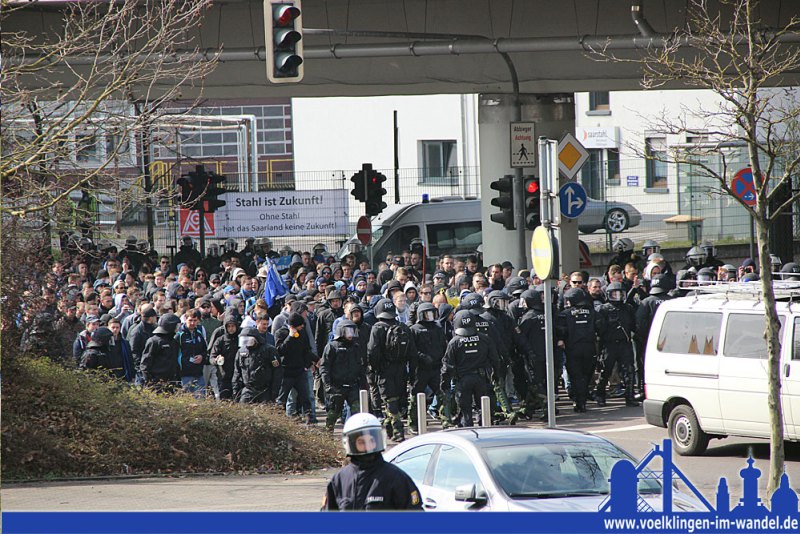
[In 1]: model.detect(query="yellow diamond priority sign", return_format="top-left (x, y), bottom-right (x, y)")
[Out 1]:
top-left (557, 133), bottom-right (589, 179)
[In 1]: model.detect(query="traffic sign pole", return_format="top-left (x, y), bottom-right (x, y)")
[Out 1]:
top-left (537, 136), bottom-right (559, 429)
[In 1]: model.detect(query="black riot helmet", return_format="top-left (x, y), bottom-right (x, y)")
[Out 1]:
top-left (153, 313), bottom-right (181, 335)
top-left (520, 288), bottom-right (542, 310)
top-left (459, 292), bottom-right (485, 313)
top-left (649, 273), bottom-right (674, 295)
top-left (505, 276), bottom-right (529, 297)
top-left (696, 267), bottom-right (716, 283)
top-left (454, 310), bottom-right (477, 336)
top-left (334, 319), bottom-right (359, 342)
top-left (564, 288), bottom-right (590, 309)
top-left (416, 302), bottom-right (438, 323)
top-left (373, 298), bottom-right (397, 320)
top-left (487, 290), bottom-right (510, 311)
top-left (606, 282), bottom-right (626, 303)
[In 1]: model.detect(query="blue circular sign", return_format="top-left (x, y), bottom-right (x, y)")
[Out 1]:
top-left (559, 182), bottom-right (588, 219)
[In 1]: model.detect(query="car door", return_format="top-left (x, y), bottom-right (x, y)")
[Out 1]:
top-left (388, 444), bottom-right (438, 491)
top-left (784, 318), bottom-right (800, 439)
top-left (424, 444), bottom-right (489, 511)
top-left (718, 313), bottom-right (785, 437)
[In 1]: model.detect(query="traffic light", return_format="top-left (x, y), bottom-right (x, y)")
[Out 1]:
top-left (176, 165), bottom-right (207, 210)
top-left (204, 171), bottom-right (227, 213)
top-left (365, 169), bottom-right (388, 217)
top-left (350, 169), bottom-right (366, 202)
top-left (490, 174), bottom-right (515, 230)
top-left (524, 176), bottom-right (541, 230)
top-left (265, 0), bottom-right (303, 83)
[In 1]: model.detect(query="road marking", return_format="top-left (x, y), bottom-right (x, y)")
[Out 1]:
top-left (591, 424), bottom-right (654, 434)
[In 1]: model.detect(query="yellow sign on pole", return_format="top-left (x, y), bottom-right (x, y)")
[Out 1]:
top-left (531, 225), bottom-right (557, 280)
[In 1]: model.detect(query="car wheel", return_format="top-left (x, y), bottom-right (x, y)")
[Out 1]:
top-left (668, 404), bottom-right (709, 456)
top-left (604, 209), bottom-right (629, 233)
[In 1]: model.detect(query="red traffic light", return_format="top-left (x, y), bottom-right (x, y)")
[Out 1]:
top-left (275, 6), bottom-right (300, 26)
top-left (526, 179), bottom-right (539, 194)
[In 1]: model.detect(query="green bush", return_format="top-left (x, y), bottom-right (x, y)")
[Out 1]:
top-left (2, 355), bottom-right (343, 480)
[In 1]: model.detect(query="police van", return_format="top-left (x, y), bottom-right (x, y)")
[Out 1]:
top-left (643, 282), bottom-right (800, 455)
top-left (337, 197), bottom-right (481, 268)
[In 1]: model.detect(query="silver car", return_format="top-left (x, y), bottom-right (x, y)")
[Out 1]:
top-left (383, 427), bottom-right (703, 512)
top-left (578, 198), bottom-right (642, 234)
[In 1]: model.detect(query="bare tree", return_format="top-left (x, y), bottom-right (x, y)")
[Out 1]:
top-left (1, 0), bottom-right (217, 242)
top-left (596, 0), bottom-right (800, 493)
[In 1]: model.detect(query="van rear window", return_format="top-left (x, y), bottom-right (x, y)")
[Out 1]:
top-left (656, 311), bottom-right (722, 355)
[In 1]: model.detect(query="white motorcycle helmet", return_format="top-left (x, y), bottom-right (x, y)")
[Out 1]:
top-left (342, 413), bottom-right (386, 457)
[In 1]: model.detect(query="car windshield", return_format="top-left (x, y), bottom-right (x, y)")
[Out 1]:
top-left (482, 442), bottom-right (661, 498)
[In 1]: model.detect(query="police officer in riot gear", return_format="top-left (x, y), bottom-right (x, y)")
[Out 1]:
top-left (367, 298), bottom-right (417, 442)
top-left (408, 303), bottom-right (447, 430)
top-left (506, 276), bottom-right (529, 321)
top-left (699, 241), bottom-right (724, 269)
top-left (517, 286), bottom-right (550, 417)
top-left (460, 292), bottom-right (513, 422)
top-left (636, 273), bottom-right (675, 397)
top-left (683, 246), bottom-right (707, 270)
top-left (320, 320), bottom-right (365, 432)
top-left (174, 236), bottom-right (203, 268)
top-left (642, 239), bottom-right (660, 258)
top-left (595, 282), bottom-right (638, 407)
top-left (482, 290), bottom-right (530, 421)
top-left (608, 238), bottom-right (643, 274)
top-left (322, 413), bottom-right (422, 511)
top-left (440, 310), bottom-right (500, 427)
top-left (556, 288), bottom-right (598, 413)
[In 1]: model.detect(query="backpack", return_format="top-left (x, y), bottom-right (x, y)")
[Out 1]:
top-left (384, 323), bottom-right (412, 362)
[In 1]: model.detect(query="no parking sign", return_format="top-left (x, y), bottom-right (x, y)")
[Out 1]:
top-left (731, 167), bottom-right (757, 206)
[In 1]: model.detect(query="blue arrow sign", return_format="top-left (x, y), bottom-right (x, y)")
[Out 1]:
top-left (559, 182), bottom-right (587, 219)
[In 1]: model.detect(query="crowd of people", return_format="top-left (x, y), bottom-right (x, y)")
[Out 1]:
top-left (15, 232), bottom-right (795, 441)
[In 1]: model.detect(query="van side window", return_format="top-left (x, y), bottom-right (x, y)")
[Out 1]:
top-left (657, 312), bottom-right (722, 355)
top-left (427, 222), bottom-right (482, 257)
top-left (793, 318), bottom-right (800, 360)
top-left (375, 225), bottom-right (420, 264)
top-left (724, 314), bottom-right (785, 359)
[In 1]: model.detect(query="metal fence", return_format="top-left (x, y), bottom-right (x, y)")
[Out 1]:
top-left (71, 154), bottom-right (800, 261)
top-left (104, 165), bottom-right (481, 259)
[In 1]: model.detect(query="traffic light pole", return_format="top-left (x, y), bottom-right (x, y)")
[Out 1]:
top-left (199, 201), bottom-right (206, 257)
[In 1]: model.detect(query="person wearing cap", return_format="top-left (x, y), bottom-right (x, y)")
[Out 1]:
top-left (275, 312), bottom-right (317, 423)
top-left (128, 304), bottom-right (159, 385)
top-left (141, 313), bottom-right (182, 391)
top-left (73, 315), bottom-right (101, 366)
top-left (322, 413), bottom-right (422, 511)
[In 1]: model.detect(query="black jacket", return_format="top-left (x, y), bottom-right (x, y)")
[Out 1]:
top-left (409, 320), bottom-right (446, 372)
top-left (210, 327), bottom-right (240, 383)
top-left (323, 454), bottom-right (423, 511)
top-left (128, 320), bottom-right (156, 371)
top-left (232, 339), bottom-right (279, 403)
top-left (367, 319), bottom-right (417, 373)
top-left (140, 332), bottom-right (180, 382)
top-left (440, 332), bottom-right (499, 384)
top-left (275, 326), bottom-right (316, 376)
top-left (315, 304), bottom-right (344, 355)
top-left (319, 339), bottom-right (364, 393)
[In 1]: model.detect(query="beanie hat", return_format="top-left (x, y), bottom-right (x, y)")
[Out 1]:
top-left (288, 312), bottom-right (305, 328)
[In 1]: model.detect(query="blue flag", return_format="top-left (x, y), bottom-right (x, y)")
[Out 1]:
top-left (263, 258), bottom-right (287, 307)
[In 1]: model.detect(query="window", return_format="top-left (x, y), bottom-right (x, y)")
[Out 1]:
top-left (420, 140), bottom-right (458, 184)
top-left (656, 312), bottom-right (722, 355)
top-left (75, 132), bottom-right (99, 164)
top-left (431, 446), bottom-right (481, 492)
top-left (645, 137), bottom-right (668, 189)
top-left (607, 148), bottom-right (620, 182)
top-left (391, 445), bottom-right (436, 487)
top-left (427, 222), bottom-right (482, 257)
top-left (589, 91), bottom-right (610, 111)
top-left (792, 318), bottom-right (800, 360)
top-left (724, 314), bottom-right (785, 359)
top-left (374, 225), bottom-right (420, 265)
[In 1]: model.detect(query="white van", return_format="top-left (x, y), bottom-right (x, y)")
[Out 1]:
top-left (643, 284), bottom-right (800, 455)
top-left (337, 197), bottom-right (481, 267)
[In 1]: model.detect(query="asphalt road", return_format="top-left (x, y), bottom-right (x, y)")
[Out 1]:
top-left (4, 395), bottom-right (799, 512)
